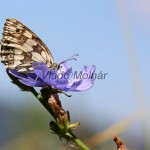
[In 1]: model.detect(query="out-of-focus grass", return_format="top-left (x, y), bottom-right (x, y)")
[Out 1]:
top-left (0, 101), bottom-right (146, 150)
top-left (85, 111), bottom-right (139, 147)
top-left (0, 102), bottom-right (65, 150)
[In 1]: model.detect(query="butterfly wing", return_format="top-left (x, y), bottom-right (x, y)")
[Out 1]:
top-left (0, 18), bottom-right (54, 72)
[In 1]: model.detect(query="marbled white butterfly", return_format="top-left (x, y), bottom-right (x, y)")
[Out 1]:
top-left (0, 18), bottom-right (59, 72)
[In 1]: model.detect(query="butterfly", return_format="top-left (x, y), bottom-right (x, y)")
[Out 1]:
top-left (0, 18), bottom-right (59, 72)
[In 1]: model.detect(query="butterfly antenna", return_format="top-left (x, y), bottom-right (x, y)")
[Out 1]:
top-left (59, 54), bottom-right (79, 65)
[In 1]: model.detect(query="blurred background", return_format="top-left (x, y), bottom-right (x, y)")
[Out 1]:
top-left (0, 0), bottom-right (150, 149)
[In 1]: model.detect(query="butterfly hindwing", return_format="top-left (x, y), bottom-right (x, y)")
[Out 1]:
top-left (0, 18), bottom-right (54, 72)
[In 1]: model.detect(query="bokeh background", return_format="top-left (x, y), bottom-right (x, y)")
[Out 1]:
top-left (0, 0), bottom-right (150, 150)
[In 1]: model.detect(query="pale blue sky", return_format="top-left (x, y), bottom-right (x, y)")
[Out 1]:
top-left (0, 1), bottom-right (150, 149)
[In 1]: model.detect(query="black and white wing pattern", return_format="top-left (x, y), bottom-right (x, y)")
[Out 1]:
top-left (0, 18), bottom-right (56, 72)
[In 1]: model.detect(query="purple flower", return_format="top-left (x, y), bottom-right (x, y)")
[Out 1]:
top-left (9, 62), bottom-right (96, 92)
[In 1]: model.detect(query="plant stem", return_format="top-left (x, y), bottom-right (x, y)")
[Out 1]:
top-left (74, 138), bottom-right (90, 150)
top-left (68, 132), bottom-right (90, 150)
top-left (30, 87), bottom-right (91, 150)
top-left (29, 87), bottom-right (54, 117)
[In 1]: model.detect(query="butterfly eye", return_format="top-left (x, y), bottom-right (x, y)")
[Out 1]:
top-left (58, 65), bottom-right (62, 71)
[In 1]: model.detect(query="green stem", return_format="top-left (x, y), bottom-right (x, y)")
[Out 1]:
top-left (74, 138), bottom-right (90, 150)
top-left (29, 87), bottom-right (54, 117)
top-left (68, 132), bottom-right (90, 150)
top-left (30, 87), bottom-right (91, 150)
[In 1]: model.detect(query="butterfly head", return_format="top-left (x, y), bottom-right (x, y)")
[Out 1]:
top-left (51, 63), bottom-right (61, 70)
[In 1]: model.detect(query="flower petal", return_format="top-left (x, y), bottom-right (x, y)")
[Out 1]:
top-left (53, 67), bottom-right (72, 90)
top-left (9, 69), bottom-right (27, 79)
top-left (32, 62), bottom-right (48, 80)
top-left (65, 80), bottom-right (82, 91)
top-left (9, 61), bottom-right (96, 91)
top-left (32, 62), bottom-right (58, 86)
top-left (27, 73), bottom-right (38, 80)
top-left (67, 65), bottom-right (96, 91)
top-left (19, 78), bottom-right (45, 87)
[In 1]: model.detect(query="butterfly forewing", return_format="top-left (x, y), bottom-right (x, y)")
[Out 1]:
top-left (0, 18), bottom-right (55, 72)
